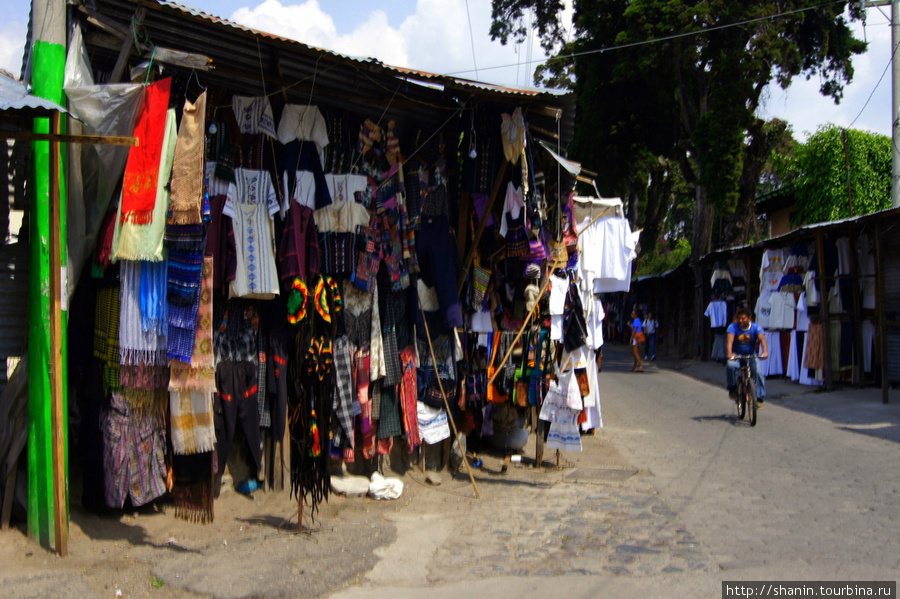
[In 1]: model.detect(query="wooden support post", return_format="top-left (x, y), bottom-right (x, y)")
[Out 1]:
top-left (815, 231), bottom-right (833, 388)
top-left (457, 162), bottom-right (508, 295)
top-left (48, 111), bottom-right (67, 557)
top-left (110, 7), bottom-right (146, 83)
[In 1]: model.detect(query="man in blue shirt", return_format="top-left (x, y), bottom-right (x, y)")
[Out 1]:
top-left (725, 308), bottom-right (769, 404)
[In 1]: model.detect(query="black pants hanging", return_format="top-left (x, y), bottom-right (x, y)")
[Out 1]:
top-left (214, 360), bottom-right (262, 477)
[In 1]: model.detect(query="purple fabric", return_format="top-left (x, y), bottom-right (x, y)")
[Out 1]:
top-left (279, 203), bottom-right (320, 283)
top-left (471, 192), bottom-right (493, 226)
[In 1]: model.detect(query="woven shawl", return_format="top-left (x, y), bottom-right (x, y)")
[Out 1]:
top-left (169, 257), bottom-right (216, 390)
top-left (121, 78), bottom-right (172, 225)
top-left (94, 285), bottom-right (122, 394)
top-left (166, 226), bottom-right (206, 363)
top-left (119, 260), bottom-right (168, 367)
top-left (140, 259), bottom-right (168, 335)
top-left (172, 452), bottom-right (215, 524)
top-left (113, 108), bottom-right (177, 261)
top-left (169, 390), bottom-right (215, 455)
top-left (168, 91), bottom-right (207, 225)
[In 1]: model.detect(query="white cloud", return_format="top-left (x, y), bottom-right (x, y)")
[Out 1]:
top-left (229, 0), bottom-right (552, 89)
top-left (230, 0), bottom-right (408, 65)
top-left (0, 20), bottom-right (27, 77)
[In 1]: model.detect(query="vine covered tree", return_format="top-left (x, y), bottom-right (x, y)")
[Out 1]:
top-left (490, 0), bottom-right (867, 258)
top-left (776, 125), bottom-right (891, 225)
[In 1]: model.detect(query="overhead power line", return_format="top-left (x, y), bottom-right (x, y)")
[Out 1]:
top-left (445, 0), bottom-right (847, 77)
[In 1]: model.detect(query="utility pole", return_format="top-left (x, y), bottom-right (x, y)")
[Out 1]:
top-left (862, 1), bottom-right (900, 207)
top-left (893, 0), bottom-right (900, 207)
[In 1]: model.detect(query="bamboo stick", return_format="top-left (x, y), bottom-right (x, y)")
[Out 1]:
top-left (418, 307), bottom-right (480, 499)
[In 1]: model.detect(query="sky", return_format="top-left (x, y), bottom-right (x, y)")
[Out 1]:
top-left (0, 0), bottom-right (895, 142)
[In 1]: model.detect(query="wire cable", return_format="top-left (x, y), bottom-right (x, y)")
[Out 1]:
top-left (445, 0), bottom-right (847, 77)
top-left (846, 35), bottom-right (897, 130)
top-left (464, 0), bottom-right (479, 79)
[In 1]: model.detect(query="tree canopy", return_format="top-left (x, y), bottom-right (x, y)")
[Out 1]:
top-left (490, 0), bottom-right (867, 261)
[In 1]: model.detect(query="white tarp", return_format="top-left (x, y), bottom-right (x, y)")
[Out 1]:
top-left (63, 24), bottom-right (143, 298)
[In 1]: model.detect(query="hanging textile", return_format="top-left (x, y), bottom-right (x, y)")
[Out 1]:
top-left (119, 260), bottom-right (168, 367)
top-left (500, 107), bottom-right (525, 164)
top-left (232, 95), bottom-right (276, 138)
top-left (171, 452), bottom-right (215, 524)
top-left (288, 275), bottom-right (342, 520)
top-left (94, 284), bottom-right (122, 394)
top-left (166, 224), bottom-right (206, 362)
top-left (398, 346), bottom-right (421, 450)
top-left (140, 259), bottom-right (168, 336)
top-left (102, 392), bottom-right (167, 508)
top-left (168, 90), bottom-right (208, 225)
top-left (120, 78), bottom-right (172, 225)
top-left (112, 108), bottom-right (177, 261)
top-left (169, 256), bottom-right (216, 390)
top-left (169, 390), bottom-right (215, 455)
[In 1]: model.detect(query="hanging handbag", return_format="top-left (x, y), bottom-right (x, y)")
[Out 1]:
top-left (562, 280), bottom-right (588, 351)
top-left (512, 330), bottom-right (531, 407)
top-left (549, 238), bottom-right (568, 264)
top-left (470, 256), bottom-right (492, 310)
top-left (634, 330), bottom-right (646, 344)
top-left (486, 333), bottom-right (509, 404)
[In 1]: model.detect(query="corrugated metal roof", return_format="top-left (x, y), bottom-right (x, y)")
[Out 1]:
top-left (0, 72), bottom-right (67, 115)
top-left (155, 0), bottom-right (566, 99)
top-left (74, 0), bottom-right (574, 147)
top-left (697, 206), bottom-right (900, 264)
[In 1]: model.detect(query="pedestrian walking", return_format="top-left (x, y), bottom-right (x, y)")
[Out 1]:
top-left (644, 312), bottom-right (658, 361)
top-left (630, 310), bottom-right (645, 372)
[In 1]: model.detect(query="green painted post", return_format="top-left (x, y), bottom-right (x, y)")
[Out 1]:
top-left (28, 0), bottom-right (68, 550)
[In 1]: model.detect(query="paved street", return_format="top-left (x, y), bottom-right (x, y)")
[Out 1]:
top-left (2, 343), bottom-right (899, 599)
top-left (333, 344), bottom-right (900, 599)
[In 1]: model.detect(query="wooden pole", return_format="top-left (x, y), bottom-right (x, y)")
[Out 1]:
top-left (815, 231), bottom-right (833, 388)
top-left (48, 111), bottom-right (67, 557)
top-left (418, 308), bottom-right (480, 499)
top-left (457, 161), bottom-right (509, 295)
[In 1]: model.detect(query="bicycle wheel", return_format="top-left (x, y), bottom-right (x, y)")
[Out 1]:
top-left (736, 381), bottom-right (746, 420)
top-left (746, 379), bottom-right (757, 426)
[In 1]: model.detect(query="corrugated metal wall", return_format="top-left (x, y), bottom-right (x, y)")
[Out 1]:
top-left (1, 138), bottom-right (29, 395)
top-left (882, 229), bottom-right (900, 383)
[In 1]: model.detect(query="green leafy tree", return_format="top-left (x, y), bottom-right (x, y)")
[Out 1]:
top-left (781, 125), bottom-right (891, 224)
top-left (490, 0), bottom-right (867, 259)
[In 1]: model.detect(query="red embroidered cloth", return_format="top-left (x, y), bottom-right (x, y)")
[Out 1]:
top-left (120, 78), bottom-right (172, 225)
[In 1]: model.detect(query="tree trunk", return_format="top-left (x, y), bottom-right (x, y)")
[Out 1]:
top-left (639, 160), bottom-right (675, 257)
top-left (725, 119), bottom-right (787, 246)
top-left (691, 184), bottom-right (716, 261)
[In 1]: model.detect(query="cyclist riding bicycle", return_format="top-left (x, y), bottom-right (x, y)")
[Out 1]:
top-left (725, 308), bottom-right (769, 405)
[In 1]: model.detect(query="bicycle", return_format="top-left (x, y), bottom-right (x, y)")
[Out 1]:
top-left (731, 354), bottom-right (761, 426)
